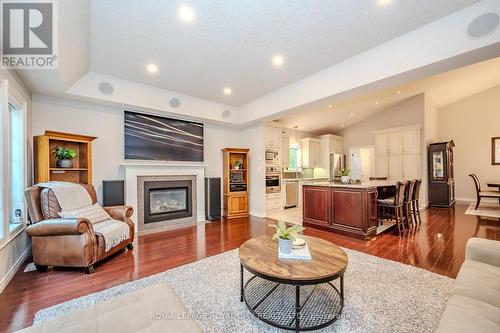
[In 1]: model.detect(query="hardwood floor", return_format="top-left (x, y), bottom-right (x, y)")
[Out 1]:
top-left (1, 203), bottom-right (499, 332)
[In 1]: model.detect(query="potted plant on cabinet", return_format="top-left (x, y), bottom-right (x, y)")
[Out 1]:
top-left (52, 147), bottom-right (77, 168)
top-left (233, 160), bottom-right (242, 170)
top-left (269, 220), bottom-right (305, 254)
top-left (340, 168), bottom-right (351, 183)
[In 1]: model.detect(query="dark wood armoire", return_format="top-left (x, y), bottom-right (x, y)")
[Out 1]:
top-left (428, 141), bottom-right (455, 207)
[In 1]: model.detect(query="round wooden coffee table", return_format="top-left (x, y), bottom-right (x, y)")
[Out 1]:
top-left (239, 235), bottom-right (348, 332)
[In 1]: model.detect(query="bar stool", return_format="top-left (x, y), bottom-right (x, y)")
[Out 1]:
top-left (377, 181), bottom-right (407, 235)
top-left (403, 179), bottom-right (416, 228)
top-left (411, 179), bottom-right (423, 226)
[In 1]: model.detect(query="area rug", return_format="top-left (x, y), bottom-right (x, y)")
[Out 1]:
top-left (34, 248), bottom-right (453, 333)
top-left (465, 202), bottom-right (500, 219)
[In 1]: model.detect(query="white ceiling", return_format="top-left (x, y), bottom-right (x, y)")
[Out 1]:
top-left (276, 56), bottom-right (500, 134)
top-left (89, 0), bottom-right (478, 106)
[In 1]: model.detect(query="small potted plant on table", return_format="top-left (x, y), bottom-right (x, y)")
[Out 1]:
top-left (340, 168), bottom-right (351, 184)
top-left (269, 220), bottom-right (305, 254)
top-left (52, 147), bottom-right (77, 168)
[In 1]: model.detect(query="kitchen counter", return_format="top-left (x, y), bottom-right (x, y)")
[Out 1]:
top-left (301, 180), bottom-right (397, 188)
top-left (282, 177), bottom-right (329, 182)
top-left (302, 182), bottom-right (397, 239)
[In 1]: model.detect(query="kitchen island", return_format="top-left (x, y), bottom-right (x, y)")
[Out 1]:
top-left (302, 180), bottom-right (396, 239)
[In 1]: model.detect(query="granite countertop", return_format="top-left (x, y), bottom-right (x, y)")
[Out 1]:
top-left (282, 178), bottom-right (329, 182)
top-left (301, 180), bottom-right (397, 189)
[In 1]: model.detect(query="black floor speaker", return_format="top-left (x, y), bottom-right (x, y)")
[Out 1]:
top-left (102, 180), bottom-right (125, 206)
top-left (205, 177), bottom-right (221, 221)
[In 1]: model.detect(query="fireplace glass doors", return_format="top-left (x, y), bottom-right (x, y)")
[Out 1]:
top-left (143, 180), bottom-right (192, 223)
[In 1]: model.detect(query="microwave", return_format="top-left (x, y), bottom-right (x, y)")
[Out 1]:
top-left (265, 149), bottom-right (279, 164)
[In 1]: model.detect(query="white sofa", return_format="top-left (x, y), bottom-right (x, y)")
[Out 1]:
top-left (437, 237), bottom-right (500, 333)
top-left (16, 283), bottom-right (201, 333)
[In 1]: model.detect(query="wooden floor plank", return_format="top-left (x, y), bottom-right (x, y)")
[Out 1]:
top-left (0, 204), bottom-right (498, 332)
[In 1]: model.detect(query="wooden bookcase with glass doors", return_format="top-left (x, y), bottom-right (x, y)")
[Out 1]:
top-left (222, 148), bottom-right (249, 219)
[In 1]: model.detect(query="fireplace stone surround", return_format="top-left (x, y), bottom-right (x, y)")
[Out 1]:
top-left (121, 162), bottom-right (206, 234)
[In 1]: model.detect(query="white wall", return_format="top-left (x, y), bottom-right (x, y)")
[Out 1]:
top-left (437, 84), bottom-right (500, 201)
top-left (337, 94), bottom-right (425, 159)
top-left (0, 70), bottom-right (32, 293)
top-left (31, 94), bottom-right (267, 216)
top-left (422, 95), bottom-right (439, 206)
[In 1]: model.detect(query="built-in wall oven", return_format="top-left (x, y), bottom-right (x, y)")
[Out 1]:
top-left (266, 166), bottom-right (281, 194)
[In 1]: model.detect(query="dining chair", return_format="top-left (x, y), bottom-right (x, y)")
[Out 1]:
top-left (377, 181), bottom-right (408, 235)
top-left (411, 179), bottom-right (423, 226)
top-left (403, 179), bottom-right (417, 228)
top-left (469, 174), bottom-right (500, 209)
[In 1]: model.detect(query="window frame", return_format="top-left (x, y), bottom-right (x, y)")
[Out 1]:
top-left (0, 80), bottom-right (29, 250)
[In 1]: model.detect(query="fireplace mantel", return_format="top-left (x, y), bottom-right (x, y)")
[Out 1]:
top-left (121, 161), bottom-right (207, 167)
top-left (121, 162), bottom-right (206, 233)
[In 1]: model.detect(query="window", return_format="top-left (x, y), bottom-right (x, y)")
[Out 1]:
top-left (8, 101), bottom-right (25, 232)
top-left (289, 147), bottom-right (298, 170)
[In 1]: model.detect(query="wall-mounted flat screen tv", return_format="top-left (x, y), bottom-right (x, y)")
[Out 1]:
top-left (124, 111), bottom-right (204, 162)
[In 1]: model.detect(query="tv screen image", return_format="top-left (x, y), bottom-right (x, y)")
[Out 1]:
top-left (124, 111), bottom-right (204, 161)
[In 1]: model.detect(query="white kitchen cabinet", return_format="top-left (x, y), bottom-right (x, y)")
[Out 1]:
top-left (388, 155), bottom-right (403, 180)
top-left (388, 131), bottom-right (402, 155)
top-left (266, 193), bottom-right (282, 212)
top-left (402, 128), bottom-right (421, 154)
top-left (375, 133), bottom-right (388, 155)
top-left (265, 125), bottom-right (282, 149)
top-left (319, 134), bottom-right (344, 169)
top-left (301, 138), bottom-right (321, 168)
top-left (374, 156), bottom-right (388, 178)
top-left (374, 125), bottom-right (422, 180)
top-left (281, 136), bottom-right (290, 169)
top-left (402, 154), bottom-right (420, 179)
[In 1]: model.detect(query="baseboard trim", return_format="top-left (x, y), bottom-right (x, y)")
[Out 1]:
top-left (0, 245), bottom-right (31, 294)
top-left (249, 211), bottom-right (266, 218)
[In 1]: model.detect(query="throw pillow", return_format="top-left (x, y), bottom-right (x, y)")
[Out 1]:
top-left (59, 203), bottom-right (111, 224)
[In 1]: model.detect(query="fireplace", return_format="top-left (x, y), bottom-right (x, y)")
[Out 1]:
top-left (143, 180), bottom-right (192, 224)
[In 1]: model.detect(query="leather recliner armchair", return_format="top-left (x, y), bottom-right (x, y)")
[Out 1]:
top-left (24, 184), bottom-right (135, 274)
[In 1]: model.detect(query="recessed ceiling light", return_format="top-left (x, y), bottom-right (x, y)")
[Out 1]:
top-left (397, 91), bottom-right (401, 94)
top-left (377, 0), bottom-right (393, 6)
top-left (350, 113), bottom-right (355, 117)
top-left (375, 101), bottom-right (379, 105)
top-left (272, 54), bottom-right (284, 67)
top-left (146, 63), bottom-right (158, 73)
top-left (341, 124), bottom-right (345, 128)
top-left (328, 105), bottom-right (332, 108)
top-left (178, 5), bottom-right (195, 23)
top-left (223, 87), bottom-right (232, 96)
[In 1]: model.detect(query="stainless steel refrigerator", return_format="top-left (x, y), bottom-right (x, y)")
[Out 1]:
top-left (329, 153), bottom-right (344, 181)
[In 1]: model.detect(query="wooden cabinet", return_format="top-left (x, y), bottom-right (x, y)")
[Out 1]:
top-left (374, 125), bottom-right (422, 180)
top-left (281, 136), bottom-right (290, 169)
top-left (227, 193), bottom-right (248, 215)
top-left (402, 128), bottom-right (420, 154)
top-left (303, 185), bottom-right (378, 239)
top-left (429, 141), bottom-right (455, 207)
top-left (222, 148), bottom-right (249, 219)
top-left (374, 155), bottom-right (388, 178)
top-left (388, 155), bottom-right (403, 180)
top-left (402, 154), bottom-right (420, 179)
top-left (34, 131), bottom-right (96, 184)
top-left (265, 125), bottom-right (282, 149)
top-left (301, 138), bottom-right (321, 168)
top-left (375, 133), bottom-right (388, 155)
top-left (388, 132), bottom-right (402, 155)
top-left (302, 186), bottom-right (330, 225)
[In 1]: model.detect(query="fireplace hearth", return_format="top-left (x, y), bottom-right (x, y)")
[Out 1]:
top-left (144, 180), bottom-right (193, 224)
